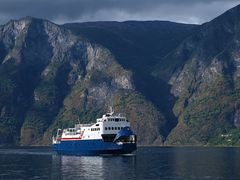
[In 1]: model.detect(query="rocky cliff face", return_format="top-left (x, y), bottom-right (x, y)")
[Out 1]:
top-left (1, 4), bottom-right (240, 147)
top-left (64, 21), bottom-right (197, 138)
top-left (153, 5), bottom-right (240, 145)
top-left (0, 17), bottom-right (171, 146)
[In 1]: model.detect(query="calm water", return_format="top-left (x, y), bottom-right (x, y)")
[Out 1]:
top-left (0, 147), bottom-right (239, 180)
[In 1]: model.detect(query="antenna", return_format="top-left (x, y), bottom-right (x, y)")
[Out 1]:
top-left (109, 106), bottom-right (114, 115)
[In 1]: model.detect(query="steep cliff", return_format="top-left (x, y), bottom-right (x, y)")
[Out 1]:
top-left (64, 21), bottom-right (197, 137)
top-left (153, 5), bottom-right (240, 145)
top-left (1, 4), bottom-right (240, 146)
top-left (0, 17), bottom-right (176, 145)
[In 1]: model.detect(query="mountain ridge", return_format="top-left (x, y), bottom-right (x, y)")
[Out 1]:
top-left (0, 4), bottom-right (240, 146)
top-left (1, 17), bottom-right (182, 145)
top-left (154, 4), bottom-right (240, 145)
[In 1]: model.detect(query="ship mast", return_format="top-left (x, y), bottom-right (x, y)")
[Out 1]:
top-left (109, 106), bottom-right (114, 115)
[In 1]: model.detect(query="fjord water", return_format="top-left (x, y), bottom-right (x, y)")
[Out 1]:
top-left (0, 147), bottom-right (239, 179)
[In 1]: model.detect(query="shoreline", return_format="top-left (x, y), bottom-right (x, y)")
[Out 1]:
top-left (1, 144), bottom-right (240, 148)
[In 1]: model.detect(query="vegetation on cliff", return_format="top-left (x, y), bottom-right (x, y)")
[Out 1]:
top-left (1, 4), bottom-right (240, 146)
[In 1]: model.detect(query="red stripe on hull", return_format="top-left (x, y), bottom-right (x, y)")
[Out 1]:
top-left (60, 138), bottom-right (82, 140)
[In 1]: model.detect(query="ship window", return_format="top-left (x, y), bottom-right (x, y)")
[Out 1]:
top-left (126, 120), bottom-right (129, 122)
top-left (115, 127), bottom-right (117, 130)
top-left (112, 127), bottom-right (114, 130)
top-left (105, 127), bottom-right (107, 130)
top-left (121, 127), bottom-right (123, 129)
top-left (115, 118), bottom-right (119, 122)
top-left (101, 134), bottom-right (117, 142)
top-left (118, 127), bottom-right (120, 130)
top-left (108, 127), bottom-right (111, 130)
top-left (96, 124), bottom-right (99, 126)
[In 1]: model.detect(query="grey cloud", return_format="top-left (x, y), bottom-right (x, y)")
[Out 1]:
top-left (0, 0), bottom-right (239, 24)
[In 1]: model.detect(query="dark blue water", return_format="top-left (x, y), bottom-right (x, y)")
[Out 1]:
top-left (0, 147), bottom-right (239, 180)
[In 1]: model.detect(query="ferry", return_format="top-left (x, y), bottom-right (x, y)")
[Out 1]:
top-left (52, 109), bottom-right (137, 155)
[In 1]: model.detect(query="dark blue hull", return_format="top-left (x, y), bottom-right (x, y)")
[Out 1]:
top-left (53, 139), bottom-right (137, 156)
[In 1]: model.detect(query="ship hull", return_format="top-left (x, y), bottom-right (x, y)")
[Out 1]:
top-left (53, 139), bottom-right (136, 156)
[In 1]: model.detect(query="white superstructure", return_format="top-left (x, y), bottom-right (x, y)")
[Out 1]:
top-left (53, 109), bottom-right (130, 142)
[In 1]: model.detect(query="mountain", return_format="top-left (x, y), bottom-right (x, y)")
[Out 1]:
top-left (1, 4), bottom-right (240, 146)
top-left (64, 21), bottom-right (198, 137)
top-left (0, 17), bottom-right (195, 146)
top-left (153, 4), bottom-right (240, 145)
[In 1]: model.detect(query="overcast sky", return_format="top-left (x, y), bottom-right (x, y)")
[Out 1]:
top-left (0, 0), bottom-right (240, 25)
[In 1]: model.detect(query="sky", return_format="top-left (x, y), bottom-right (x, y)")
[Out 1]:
top-left (0, 0), bottom-right (240, 25)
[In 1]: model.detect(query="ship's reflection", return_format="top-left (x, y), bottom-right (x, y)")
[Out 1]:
top-left (51, 154), bottom-right (136, 179)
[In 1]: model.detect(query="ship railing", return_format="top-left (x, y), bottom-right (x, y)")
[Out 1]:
top-left (115, 113), bottom-right (125, 117)
top-left (104, 113), bottom-right (126, 118)
top-left (52, 136), bottom-right (56, 143)
top-left (52, 129), bottom-right (62, 143)
top-left (75, 123), bottom-right (95, 128)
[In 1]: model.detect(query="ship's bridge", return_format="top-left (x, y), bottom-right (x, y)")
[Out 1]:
top-left (97, 113), bottom-right (128, 123)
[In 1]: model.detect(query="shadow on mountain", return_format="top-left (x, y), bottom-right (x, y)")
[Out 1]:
top-left (64, 21), bottom-right (197, 138)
